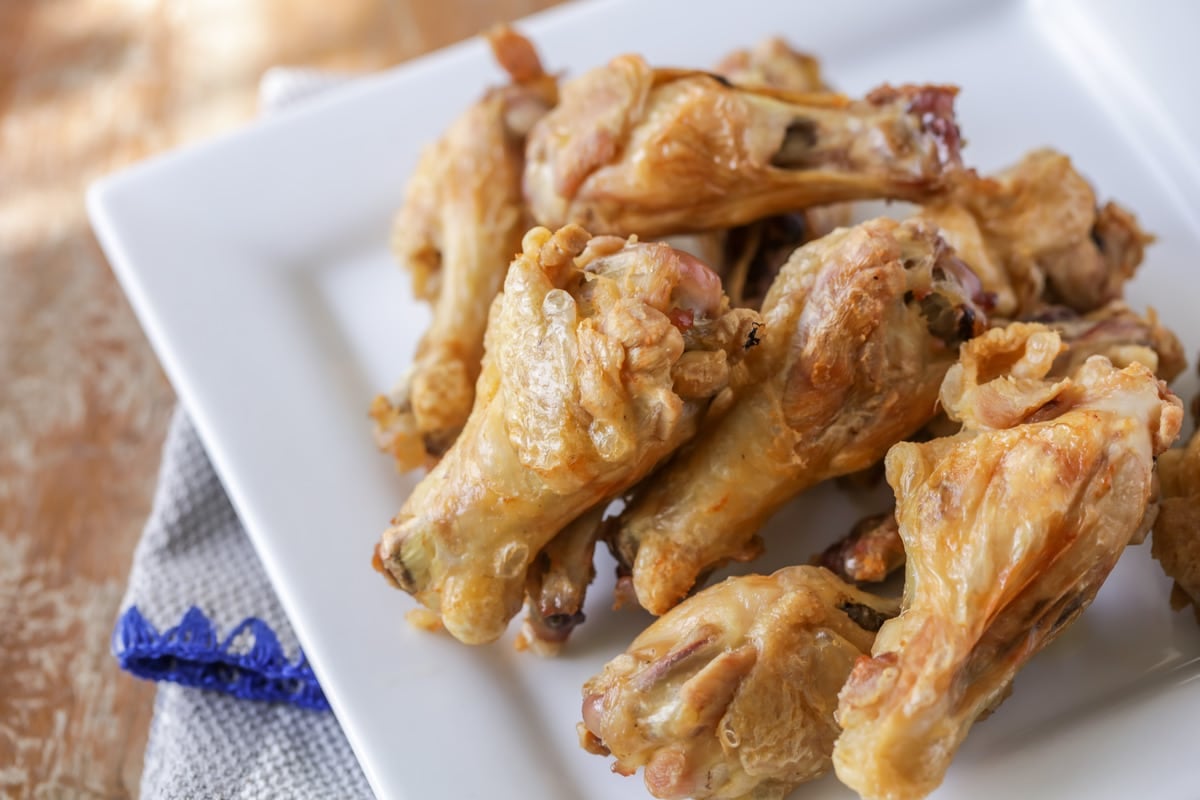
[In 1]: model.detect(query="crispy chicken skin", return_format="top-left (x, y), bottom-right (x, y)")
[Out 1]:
top-left (921, 149), bottom-right (1152, 318)
top-left (1153, 367), bottom-right (1200, 623)
top-left (833, 324), bottom-right (1183, 800)
top-left (580, 566), bottom-right (898, 800)
top-left (370, 27), bottom-right (558, 471)
top-left (821, 304), bottom-right (1185, 586)
top-left (524, 53), bottom-right (962, 237)
top-left (610, 218), bottom-right (986, 616)
top-left (374, 225), bottom-right (758, 644)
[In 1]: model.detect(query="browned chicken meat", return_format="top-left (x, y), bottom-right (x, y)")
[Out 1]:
top-left (833, 323), bottom-right (1183, 800)
top-left (374, 224), bottom-right (758, 644)
top-left (921, 149), bottom-right (1152, 317)
top-left (611, 217), bottom-right (987, 616)
top-left (1152, 366), bottom-right (1200, 623)
top-left (370, 27), bottom-right (558, 471)
top-left (579, 566), bottom-right (898, 800)
top-left (524, 52), bottom-right (962, 237)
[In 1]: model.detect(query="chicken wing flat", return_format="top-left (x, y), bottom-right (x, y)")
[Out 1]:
top-left (374, 225), bottom-right (758, 644)
top-left (524, 52), bottom-right (962, 237)
top-left (580, 566), bottom-right (898, 800)
top-left (921, 149), bottom-right (1152, 317)
top-left (611, 217), bottom-right (987, 616)
top-left (370, 27), bottom-right (558, 471)
top-left (832, 323), bottom-right (1183, 800)
top-left (1152, 371), bottom-right (1200, 623)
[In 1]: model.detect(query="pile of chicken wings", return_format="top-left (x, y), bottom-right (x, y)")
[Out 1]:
top-left (370, 27), bottom-right (1198, 800)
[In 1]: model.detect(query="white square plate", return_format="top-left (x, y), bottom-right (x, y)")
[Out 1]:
top-left (89, 0), bottom-right (1200, 797)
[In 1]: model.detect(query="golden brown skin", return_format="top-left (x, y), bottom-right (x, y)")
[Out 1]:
top-left (1152, 360), bottom-right (1200, 623)
top-left (580, 566), bottom-right (898, 800)
top-left (921, 149), bottom-right (1153, 318)
top-left (833, 324), bottom-right (1183, 800)
top-left (375, 225), bottom-right (758, 644)
top-left (524, 53), bottom-right (962, 238)
top-left (371, 27), bottom-right (558, 471)
top-left (612, 217), bottom-right (987, 616)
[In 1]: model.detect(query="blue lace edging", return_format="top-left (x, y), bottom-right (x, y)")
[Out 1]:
top-left (113, 605), bottom-right (329, 710)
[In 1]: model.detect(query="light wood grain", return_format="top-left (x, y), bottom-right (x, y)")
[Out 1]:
top-left (0, 0), bottom-right (561, 795)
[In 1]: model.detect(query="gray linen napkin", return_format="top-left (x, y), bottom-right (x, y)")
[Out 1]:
top-left (114, 72), bottom-right (375, 799)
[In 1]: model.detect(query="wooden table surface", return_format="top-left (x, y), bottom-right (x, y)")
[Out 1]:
top-left (0, 1), bottom-right (560, 795)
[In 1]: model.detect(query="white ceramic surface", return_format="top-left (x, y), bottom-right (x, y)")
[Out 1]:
top-left (89, 0), bottom-right (1200, 797)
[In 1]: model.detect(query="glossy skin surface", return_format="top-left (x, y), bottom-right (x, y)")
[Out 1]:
top-left (613, 217), bottom-right (986, 615)
top-left (371, 27), bottom-right (558, 471)
top-left (580, 566), bottom-right (898, 800)
top-left (525, 53), bottom-right (962, 238)
top-left (375, 224), bottom-right (757, 644)
top-left (833, 324), bottom-right (1182, 800)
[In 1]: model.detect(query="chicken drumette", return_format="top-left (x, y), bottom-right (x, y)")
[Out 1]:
top-left (833, 323), bottom-right (1182, 800)
top-left (611, 217), bottom-right (987, 616)
top-left (524, 53), bottom-right (961, 237)
top-left (374, 224), bottom-right (757, 644)
top-left (580, 566), bottom-right (898, 800)
top-left (370, 27), bottom-right (558, 471)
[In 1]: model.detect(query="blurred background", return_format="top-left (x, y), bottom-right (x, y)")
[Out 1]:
top-left (0, 1), bottom-right (558, 794)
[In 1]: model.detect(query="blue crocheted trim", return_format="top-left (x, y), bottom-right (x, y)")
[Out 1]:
top-left (113, 605), bottom-right (329, 711)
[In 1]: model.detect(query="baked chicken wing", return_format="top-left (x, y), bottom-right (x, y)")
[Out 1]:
top-left (921, 149), bottom-right (1152, 318)
top-left (1152, 369), bottom-right (1200, 623)
top-left (370, 27), bottom-right (558, 471)
top-left (525, 53), bottom-right (962, 237)
top-left (374, 225), bottom-right (757, 644)
top-left (579, 566), bottom-right (898, 800)
top-left (612, 217), bottom-right (987, 615)
top-left (832, 323), bottom-right (1183, 800)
